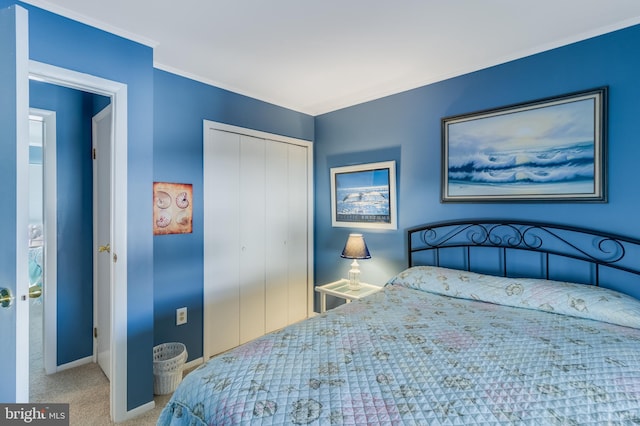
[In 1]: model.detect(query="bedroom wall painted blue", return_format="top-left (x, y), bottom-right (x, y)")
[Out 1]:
top-left (7, 0), bottom-right (640, 412)
top-left (2, 0), bottom-right (155, 410)
top-left (314, 24), bottom-right (640, 304)
top-left (29, 80), bottom-right (109, 365)
top-left (152, 69), bottom-right (314, 361)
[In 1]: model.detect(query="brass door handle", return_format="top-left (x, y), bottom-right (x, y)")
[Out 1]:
top-left (0, 288), bottom-right (13, 308)
top-left (98, 244), bottom-right (111, 253)
top-left (29, 284), bottom-right (42, 299)
top-left (0, 286), bottom-right (41, 307)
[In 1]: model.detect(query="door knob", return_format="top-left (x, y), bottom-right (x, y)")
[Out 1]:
top-left (98, 244), bottom-right (111, 253)
top-left (0, 288), bottom-right (13, 308)
top-left (29, 284), bottom-right (42, 299)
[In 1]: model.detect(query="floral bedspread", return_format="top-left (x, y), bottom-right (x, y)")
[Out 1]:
top-left (158, 269), bottom-right (640, 425)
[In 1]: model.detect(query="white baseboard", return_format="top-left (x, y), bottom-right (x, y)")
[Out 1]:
top-left (125, 400), bottom-right (155, 421)
top-left (114, 357), bottom-right (204, 422)
top-left (55, 355), bottom-right (93, 372)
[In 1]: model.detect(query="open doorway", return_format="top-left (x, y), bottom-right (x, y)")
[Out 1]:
top-left (2, 9), bottom-right (133, 421)
top-left (28, 82), bottom-right (113, 396)
top-left (25, 60), bottom-right (130, 422)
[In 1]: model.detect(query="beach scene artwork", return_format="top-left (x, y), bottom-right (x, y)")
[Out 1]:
top-left (444, 90), bottom-right (604, 201)
top-left (336, 169), bottom-right (390, 221)
top-left (331, 161), bottom-right (397, 229)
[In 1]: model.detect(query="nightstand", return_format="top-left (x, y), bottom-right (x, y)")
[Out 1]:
top-left (315, 279), bottom-right (383, 313)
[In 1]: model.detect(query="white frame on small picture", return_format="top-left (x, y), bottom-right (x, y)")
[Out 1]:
top-left (330, 160), bottom-right (397, 230)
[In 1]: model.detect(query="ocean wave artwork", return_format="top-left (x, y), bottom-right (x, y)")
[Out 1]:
top-left (446, 96), bottom-right (599, 198)
top-left (335, 168), bottom-right (390, 222)
top-left (331, 161), bottom-right (397, 229)
top-left (336, 185), bottom-right (390, 217)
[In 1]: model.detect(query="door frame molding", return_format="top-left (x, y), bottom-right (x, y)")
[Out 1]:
top-left (28, 60), bottom-right (129, 422)
top-left (29, 107), bottom-right (57, 376)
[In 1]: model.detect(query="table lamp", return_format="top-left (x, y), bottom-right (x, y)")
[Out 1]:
top-left (341, 233), bottom-right (371, 290)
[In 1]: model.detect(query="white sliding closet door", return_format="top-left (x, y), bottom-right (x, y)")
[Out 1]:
top-left (203, 121), bottom-right (313, 359)
top-left (265, 141), bottom-right (289, 333)
top-left (239, 136), bottom-right (266, 344)
top-left (203, 130), bottom-right (241, 356)
top-left (265, 142), bottom-right (309, 332)
top-left (287, 144), bottom-right (309, 324)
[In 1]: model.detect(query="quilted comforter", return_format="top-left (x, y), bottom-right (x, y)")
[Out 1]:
top-left (158, 266), bottom-right (640, 425)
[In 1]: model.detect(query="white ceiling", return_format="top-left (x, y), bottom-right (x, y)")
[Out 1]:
top-left (22, 0), bottom-right (640, 115)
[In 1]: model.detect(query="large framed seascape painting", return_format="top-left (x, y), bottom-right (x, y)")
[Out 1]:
top-left (330, 161), bottom-right (397, 229)
top-left (441, 87), bottom-right (607, 202)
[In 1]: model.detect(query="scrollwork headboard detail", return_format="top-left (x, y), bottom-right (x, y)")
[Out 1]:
top-left (408, 220), bottom-right (640, 296)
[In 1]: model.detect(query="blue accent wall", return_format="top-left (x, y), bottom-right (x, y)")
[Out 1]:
top-left (29, 81), bottom-right (109, 365)
top-left (152, 69), bottom-right (313, 361)
top-left (314, 24), bottom-right (640, 303)
top-left (3, 0), bottom-right (156, 409)
top-left (6, 0), bottom-right (640, 414)
top-left (3, 0), bottom-right (312, 412)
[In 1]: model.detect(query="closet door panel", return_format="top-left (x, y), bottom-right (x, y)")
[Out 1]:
top-left (288, 144), bottom-right (309, 323)
top-left (204, 129), bottom-right (240, 356)
top-left (239, 135), bottom-right (266, 344)
top-left (204, 120), bottom-right (312, 358)
top-left (265, 141), bottom-right (289, 333)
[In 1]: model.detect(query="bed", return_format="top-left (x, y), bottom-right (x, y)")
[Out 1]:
top-left (158, 220), bottom-right (640, 425)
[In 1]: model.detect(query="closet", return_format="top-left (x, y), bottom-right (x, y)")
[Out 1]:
top-left (203, 121), bottom-right (313, 358)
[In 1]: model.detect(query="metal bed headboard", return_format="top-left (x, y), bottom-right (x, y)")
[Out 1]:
top-left (408, 220), bottom-right (640, 296)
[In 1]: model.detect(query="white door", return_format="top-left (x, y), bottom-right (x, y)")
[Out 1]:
top-left (93, 104), bottom-right (112, 380)
top-left (203, 121), bottom-right (313, 360)
top-left (265, 141), bottom-right (289, 333)
top-left (239, 135), bottom-right (266, 344)
top-left (265, 142), bottom-right (309, 330)
top-left (0, 4), bottom-right (30, 402)
top-left (287, 144), bottom-right (309, 323)
top-left (203, 129), bottom-right (241, 356)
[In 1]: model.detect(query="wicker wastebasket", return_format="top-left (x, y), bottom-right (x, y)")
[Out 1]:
top-left (153, 342), bottom-right (188, 395)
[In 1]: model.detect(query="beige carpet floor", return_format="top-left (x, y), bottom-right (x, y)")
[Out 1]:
top-left (29, 300), bottom-right (182, 425)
